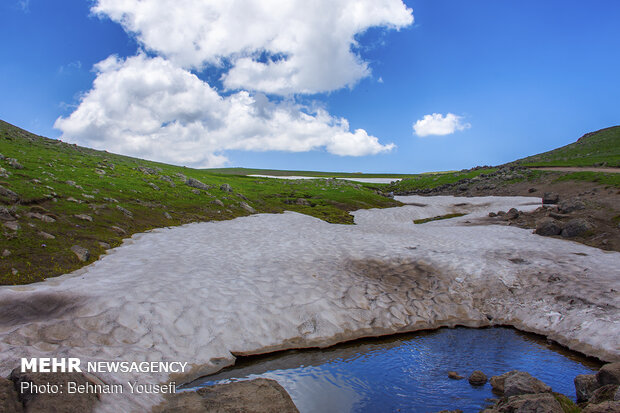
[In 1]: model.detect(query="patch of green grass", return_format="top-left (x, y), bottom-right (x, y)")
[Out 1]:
top-left (517, 126), bottom-right (620, 167)
top-left (413, 213), bottom-right (466, 224)
top-left (0, 120), bottom-right (401, 285)
top-left (553, 393), bottom-right (581, 413)
top-left (386, 168), bottom-right (497, 193)
top-left (554, 171), bottom-right (620, 187)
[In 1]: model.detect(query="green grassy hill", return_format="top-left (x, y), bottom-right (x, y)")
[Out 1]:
top-left (205, 167), bottom-right (420, 178)
top-left (0, 120), bottom-right (399, 285)
top-left (514, 126), bottom-right (620, 167)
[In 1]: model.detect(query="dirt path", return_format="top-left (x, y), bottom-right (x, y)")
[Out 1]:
top-left (528, 166), bottom-right (620, 173)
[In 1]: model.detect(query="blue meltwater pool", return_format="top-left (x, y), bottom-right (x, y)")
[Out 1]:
top-left (183, 327), bottom-right (601, 413)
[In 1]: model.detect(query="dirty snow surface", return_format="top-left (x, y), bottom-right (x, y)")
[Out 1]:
top-left (1, 195), bottom-right (618, 412)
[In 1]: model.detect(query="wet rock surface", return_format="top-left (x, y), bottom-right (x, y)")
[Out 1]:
top-left (490, 371), bottom-right (551, 397)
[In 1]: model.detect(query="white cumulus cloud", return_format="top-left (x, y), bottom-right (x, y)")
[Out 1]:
top-left (92, 0), bottom-right (413, 94)
top-left (54, 55), bottom-right (394, 167)
top-left (412, 113), bottom-right (471, 137)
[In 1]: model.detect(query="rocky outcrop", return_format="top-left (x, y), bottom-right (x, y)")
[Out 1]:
top-left (469, 370), bottom-right (487, 386)
top-left (482, 393), bottom-right (563, 413)
top-left (186, 178), bottom-right (210, 191)
top-left (490, 371), bottom-right (551, 397)
top-left (596, 362), bottom-right (620, 386)
top-left (153, 378), bottom-right (298, 413)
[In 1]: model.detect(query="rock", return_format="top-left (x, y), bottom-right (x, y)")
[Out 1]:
top-left (7, 158), bottom-right (24, 169)
top-left (0, 206), bottom-right (15, 220)
top-left (528, 188), bottom-right (538, 193)
top-left (74, 214), bottom-right (93, 222)
top-left (153, 378), bottom-right (299, 413)
top-left (163, 212), bottom-right (172, 219)
top-left (94, 168), bottom-right (105, 175)
top-left (213, 199), bottom-right (224, 207)
top-left (561, 218), bottom-right (592, 238)
top-left (542, 192), bottom-right (559, 204)
top-left (535, 218), bottom-right (563, 236)
top-left (186, 178), bottom-right (210, 190)
top-left (576, 374), bottom-right (600, 403)
top-left (82, 193), bottom-right (95, 199)
top-left (483, 393), bottom-right (563, 413)
top-left (110, 226), bottom-right (126, 235)
top-left (98, 242), bottom-right (111, 249)
top-left (66, 180), bottom-right (77, 186)
top-left (615, 386), bottom-right (620, 401)
top-left (3, 221), bottom-right (20, 231)
top-left (490, 371), bottom-right (552, 397)
top-left (38, 231), bottom-right (55, 240)
top-left (488, 212), bottom-right (497, 217)
top-left (448, 371), bottom-right (464, 380)
top-left (582, 401), bottom-right (620, 413)
top-left (0, 377), bottom-right (22, 413)
top-left (67, 196), bottom-right (81, 203)
top-left (116, 205), bottom-right (133, 218)
top-left (9, 368), bottom-right (100, 412)
top-left (191, 189), bottom-right (201, 195)
top-left (11, 268), bottom-right (18, 275)
top-left (558, 199), bottom-right (585, 214)
top-left (597, 363), bottom-right (620, 387)
top-left (295, 198), bottom-right (311, 206)
top-left (71, 245), bottom-right (90, 262)
top-left (504, 208), bottom-right (520, 220)
top-left (0, 184), bottom-right (19, 201)
top-left (138, 166), bottom-right (160, 175)
top-left (240, 202), bottom-right (256, 214)
top-left (469, 370), bottom-right (488, 386)
top-left (589, 385), bottom-right (620, 404)
top-left (2, 249), bottom-right (10, 257)
top-left (220, 183), bottom-right (233, 192)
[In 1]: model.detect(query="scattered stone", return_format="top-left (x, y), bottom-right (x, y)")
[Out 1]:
top-left (589, 385), bottom-right (620, 404)
top-left (542, 192), bottom-right (560, 204)
top-left (110, 226), bottom-right (126, 235)
top-left (0, 184), bottom-right (19, 201)
top-left (490, 371), bottom-right (551, 397)
top-left (295, 198), bottom-right (311, 206)
top-left (186, 178), bottom-right (210, 190)
top-left (497, 210), bottom-right (506, 216)
top-left (488, 212), bottom-right (497, 217)
top-left (220, 183), bottom-right (233, 192)
top-left (98, 242), bottom-right (111, 249)
top-left (213, 199), bottom-right (224, 207)
top-left (67, 197), bottom-right (81, 203)
top-left (482, 393), bottom-right (563, 413)
top-left (191, 189), bottom-right (201, 195)
top-left (528, 188), bottom-right (538, 193)
top-left (597, 363), bottom-right (620, 387)
top-left (11, 268), bottom-right (18, 275)
top-left (582, 401), bottom-right (620, 413)
top-left (561, 218), bottom-right (593, 238)
top-left (175, 172), bottom-right (187, 181)
top-left (535, 217), bottom-right (563, 236)
top-left (2, 249), bottom-right (10, 257)
top-left (116, 205), bottom-right (133, 218)
top-left (504, 208), bottom-right (520, 220)
top-left (94, 168), bottom-right (105, 175)
top-left (66, 180), bottom-right (76, 186)
top-left (71, 245), bottom-right (90, 262)
top-left (7, 158), bottom-right (23, 169)
top-left (240, 202), bottom-right (256, 214)
top-left (82, 193), bottom-right (95, 199)
top-left (558, 199), bottom-right (586, 214)
top-left (148, 182), bottom-right (160, 191)
top-left (9, 369), bottom-right (100, 413)
top-left (3, 221), bottom-right (20, 231)
top-left (448, 371), bottom-right (464, 380)
top-left (74, 214), bottom-right (93, 222)
top-left (163, 212), bottom-right (172, 219)
top-left (469, 370), bottom-right (487, 386)
top-left (103, 197), bottom-right (118, 203)
top-left (153, 378), bottom-right (298, 413)
top-left (38, 231), bottom-right (55, 240)
top-left (0, 166), bottom-right (9, 177)
top-left (0, 206), bottom-right (15, 221)
top-left (576, 374), bottom-right (599, 403)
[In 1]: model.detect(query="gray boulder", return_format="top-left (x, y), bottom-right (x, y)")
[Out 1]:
top-left (589, 385), bottom-right (620, 404)
top-left (186, 178), bottom-right (210, 190)
top-left (295, 198), bottom-right (311, 206)
top-left (490, 371), bottom-right (551, 397)
top-left (0, 184), bottom-right (19, 201)
top-left (558, 199), bottom-right (585, 213)
top-left (240, 202), bottom-right (256, 214)
top-left (542, 192), bottom-right (559, 204)
top-left (482, 393), bottom-right (563, 413)
top-left (7, 158), bottom-right (24, 169)
top-left (504, 208), bottom-right (520, 220)
top-left (597, 363), bottom-right (620, 387)
top-left (220, 183), bottom-right (233, 192)
top-left (535, 218), bottom-right (563, 236)
top-left (561, 218), bottom-right (592, 238)
top-left (116, 205), bottom-right (133, 218)
top-left (575, 374), bottom-right (599, 403)
top-left (71, 245), bottom-right (90, 262)
top-left (0, 206), bottom-right (15, 221)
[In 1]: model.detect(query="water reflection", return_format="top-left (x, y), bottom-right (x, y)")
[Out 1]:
top-left (185, 327), bottom-right (601, 412)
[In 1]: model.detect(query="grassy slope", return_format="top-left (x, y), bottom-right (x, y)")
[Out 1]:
top-left (204, 167), bottom-right (434, 178)
top-left (384, 168), bottom-right (498, 193)
top-left (515, 126), bottom-right (620, 167)
top-left (0, 121), bottom-right (399, 285)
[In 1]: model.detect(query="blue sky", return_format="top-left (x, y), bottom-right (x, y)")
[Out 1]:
top-left (1, 0), bottom-right (619, 173)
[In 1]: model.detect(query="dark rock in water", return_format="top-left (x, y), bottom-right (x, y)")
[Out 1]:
top-left (153, 378), bottom-right (299, 413)
top-left (589, 385), bottom-right (620, 404)
top-left (542, 192), bottom-right (560, 204)
top-left (469, 370), bottom-right (488, 386)
top-left (9, 368), bottom-right (100, 413)
top-left (220, 183), bottom-right (233, 192)
top-left (186, 178), bottom-right (210, 191)
top-left (575, 374), bottom-right (600, 403)
top-left (535, 218), bottom-right (563, 236)
top-left (558, 199), bottom-right (585, 214)
top-left (482, 393), bottom-right (563, 413)
top-left (582, 401), bottom-right (620, 413)
top-left (0, 377), bottom-right (22, 413)
top-left (597, 363), bottom-right (620, 387)
top-left (71, 245), bottom-right (90, 262)
top-left (448, 371), bottom-right (464, 380)
top-left (490, 371), bottom-right (552, 397)
top-left (561, 218), bottom-right (592, 238)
